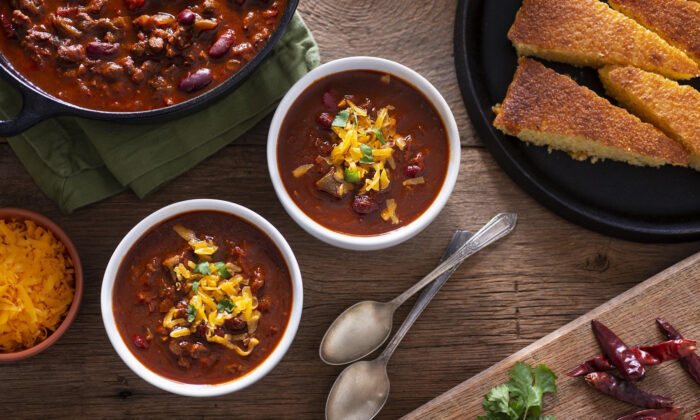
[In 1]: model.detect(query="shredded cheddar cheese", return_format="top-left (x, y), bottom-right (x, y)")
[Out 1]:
top-left (0, 219), bottom-right (75, 352)
top-left (166, 226), bottom-right (261, 356)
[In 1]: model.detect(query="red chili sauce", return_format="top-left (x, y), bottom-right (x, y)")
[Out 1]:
top-left (113, 210), bottom-right (292, 384)
top-left (277, 70), bottom-right (450, 236)
top-left (0, 0), bottom-right (287, 111)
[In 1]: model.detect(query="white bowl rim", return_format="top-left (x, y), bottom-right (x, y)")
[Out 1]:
top-left (267, 56), bottom-right (461, 251)
top-left (100, 199), bottom-right (303, 397)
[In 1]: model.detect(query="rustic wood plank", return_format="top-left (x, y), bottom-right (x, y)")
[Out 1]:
top-left (0, 0), bottom-right (698, 418)
top-left (1, 140), bottom-right (698, 418)
top-left (404, 253), bottom-right (700, 419)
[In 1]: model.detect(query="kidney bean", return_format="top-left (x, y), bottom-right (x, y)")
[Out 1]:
top-left (177, 9), bottom-right (196, 25)
top-left (178, 68), bottom-right (212, 93)
top-left (86, 41), bottom-right (119, 58)
top-left (352, 195), bottom-right (380, 214)
top-left (404, 165), bottom-right (423, 178)
top-left (317, 113), bottom-right (333, 129)
top-left (322, 89), bottom-right (337, 108)
top-left (208, 29), bottom-right (236, 58)
top-left (125, 0), bottom-right (145, 11)
top-left (133, 334), bottom-right (148, 350)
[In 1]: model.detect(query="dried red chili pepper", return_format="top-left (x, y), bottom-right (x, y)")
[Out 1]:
top-left (694, 413), bottom-right (700, 420)
top-left (616, 407), bottom-right (681, 420)
top-left (657, 318), bottom-right (700, 385)
top-left (567, 339), bottom-right (698, 377)
top-left (584, 372), bottom-right (674, 408)
top-left (591, 320), bottom-right (646, 381)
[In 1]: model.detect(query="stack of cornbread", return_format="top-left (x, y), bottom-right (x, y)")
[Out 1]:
top-left (494, 0), bottom-right (700, 171)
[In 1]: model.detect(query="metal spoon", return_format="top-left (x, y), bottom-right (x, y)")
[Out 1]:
top-left (324, 230), bottom-right (472, 420)
top-left (319, 213), bottom-right (517, 366)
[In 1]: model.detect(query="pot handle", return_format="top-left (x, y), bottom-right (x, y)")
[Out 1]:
top-left (0, 88), bottom-right (60, 137)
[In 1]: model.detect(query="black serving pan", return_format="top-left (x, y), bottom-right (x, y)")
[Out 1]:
top-left (0, 0), bottom-right (298, 137)
top-left (454, 0), bottom-right (700, 242)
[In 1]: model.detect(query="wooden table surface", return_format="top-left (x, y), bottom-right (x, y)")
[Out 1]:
top-left (1, 1), bottom-right (699, 419)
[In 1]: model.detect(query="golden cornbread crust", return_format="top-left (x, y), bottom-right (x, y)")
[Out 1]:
top-left (493, 58), bottom-right (689, 167)
top-left (508, 0), bottom-right (700, 80)
top-left (609, 0), bottom-right (700, 65)
top-left (600, 65), bottom-right (700, 170)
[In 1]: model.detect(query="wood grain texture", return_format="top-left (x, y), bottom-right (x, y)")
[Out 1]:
top-left (404, 253), bottom-right (700, 419)
top-left (0, 0), bottom-right (698, 419)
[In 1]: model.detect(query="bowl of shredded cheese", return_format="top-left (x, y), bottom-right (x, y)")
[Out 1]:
top-left (0, 208), bottom-right (83, 361)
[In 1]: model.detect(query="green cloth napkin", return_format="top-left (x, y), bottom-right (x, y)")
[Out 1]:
top-left (1, 13), bottom-right (319, 213)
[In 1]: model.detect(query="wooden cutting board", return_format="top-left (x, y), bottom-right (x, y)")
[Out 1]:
top-left (403, 252), bottom-right (700, 419)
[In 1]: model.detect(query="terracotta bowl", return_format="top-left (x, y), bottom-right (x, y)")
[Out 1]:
top-left (0, 208), bottom-right (83, 362)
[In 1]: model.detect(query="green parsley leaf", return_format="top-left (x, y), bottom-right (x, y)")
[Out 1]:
top-left (217, 298), bottom-right (235, 313)
top-left (213, 262), bottom-right (231, 279)
top-left (359, 143), bottom-right (374, 164)
top-left (344, 168), bottom-right (360, 183)
top-left (191, 280), bottom-right (200, 293)
top-left (373, 128), bottom-right (386, 144)
top-left (332, 109), bottom-right (350, 127)
top-left (534, 365), bottom-right (557, 395)
top-left (478, 362), bottom-right (557, 420)
top-left (480, 384), bottom-right (513, 417)
top-left (186, 304), bottom-right (197, 323)
top-left (193, 262), bottom-right (211, 275)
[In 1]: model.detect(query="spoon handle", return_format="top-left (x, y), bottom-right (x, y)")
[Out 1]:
top-left (378, 230), bottom-right (471, 363)
top-left (390, 212), bottom-right (517, 307)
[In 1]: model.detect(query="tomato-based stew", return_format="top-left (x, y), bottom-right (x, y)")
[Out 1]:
top-left (0, 0), bottom-right (286, 111)
top-left (113, 211), bottom-right (292, 384)
top-left (277, 70), bottom-right (450, 236)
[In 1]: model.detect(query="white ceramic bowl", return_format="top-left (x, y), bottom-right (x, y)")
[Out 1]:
top-left (267, 57), bottom-right (461, 250)
top-left (101, 199), bottom-right (303, 397)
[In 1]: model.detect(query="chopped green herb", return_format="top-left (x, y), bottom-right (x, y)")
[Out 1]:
top-left (213, 262), bottom-right (231, 279)
top-left (191, 280), bottom-right (200, 293)
top-left (373, 128), bottom-right (386, 145)
top-left (332, 109), bottom-right (350, 127)
top-left (217, 298), bottom-right (235, 313)
top-left (344, 168), bottom-right (360, 183)
top-left (193, 262), bottom-right (211, 275)
top-left (359, 143), bottom-right (374, 164)
top-left (186, 304), bottom-right (197, 323)
top-left (477, 362), bottom-right (557, 420)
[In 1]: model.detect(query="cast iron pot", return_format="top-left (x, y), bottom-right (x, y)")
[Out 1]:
top-left (0, 0), bottom-right (298, 137)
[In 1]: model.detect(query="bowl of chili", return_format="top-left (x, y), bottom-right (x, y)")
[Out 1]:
top-left (0, 0), bottom-right (298, 136)
top-left (267, 57), bottom-right (461, 250)
top-left (0, 208), bottom-right (83, 362)
top-left (101, 199), bottom-right (302, 396)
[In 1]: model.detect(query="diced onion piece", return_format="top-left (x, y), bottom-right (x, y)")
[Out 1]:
top-left (173, 225), bottom-right (197, 242)
top-left (403, 176), bottom-right (425, 186)
top-left (292, 164), bottom-right (314, 178)
top-left (380, 74), bottom-right (391, 84)
top-left (395, 136), bottom-right (406, 150)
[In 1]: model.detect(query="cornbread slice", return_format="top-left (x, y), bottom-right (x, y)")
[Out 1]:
top-left (508, 0), bottom-right (700, 80)
top-left (600, 65), bottom-right (700, 169)
top-left (609, 0), bottom-right (700, 65)
top-left (493, 58), bottom-right (689, 167)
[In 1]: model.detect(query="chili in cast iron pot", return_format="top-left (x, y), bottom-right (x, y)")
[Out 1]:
top-left (0, 0), bottom-right (298, 136)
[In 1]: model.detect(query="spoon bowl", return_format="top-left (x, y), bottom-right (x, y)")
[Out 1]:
top-left (325, 360), bottom-right (390, 420)
top-left (320, 301), bottom-right (395, 365)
